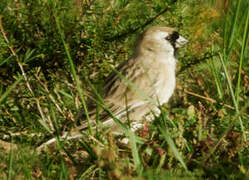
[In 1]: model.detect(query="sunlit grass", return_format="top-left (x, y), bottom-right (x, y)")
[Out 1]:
top-left (0, 0), bottom-right (248, 179)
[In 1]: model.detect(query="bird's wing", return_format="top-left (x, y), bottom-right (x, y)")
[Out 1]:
top-left (76, 57), bottom-right (134, 128)
top-left (103, 56), bottom-right (137, 96)
top-left (104, 56), bottom-right (159, 106)
top-left (77, 55), bottom-right (160, 130)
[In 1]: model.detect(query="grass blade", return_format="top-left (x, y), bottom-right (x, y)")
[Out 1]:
top-left (159, 126), bottom-right (187, 171)
top-left (227, 0), bottom-right (242, 55)
top-left (127, 130), bottom-right (143, 173)
top-left (235, 6), bottom-right (249, 105)
top-left (219, 53), bottom-right (246, 140)
top-left (0, 75), bottom-right (23, 104)
top-left (7, 139), bottom-right (13, 180)
top-left (50, 1), bottom-right (93, 135)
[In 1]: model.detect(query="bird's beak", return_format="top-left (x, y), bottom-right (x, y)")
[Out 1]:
top-left (175, 36), bottom-right (188, 48)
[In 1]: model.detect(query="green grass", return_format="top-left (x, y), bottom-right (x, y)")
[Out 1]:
top-left (0, 0), bottom-right (249, 179)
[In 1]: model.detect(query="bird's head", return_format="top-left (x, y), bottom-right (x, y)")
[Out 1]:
top-left (135, 26), bottom-right (188, 57)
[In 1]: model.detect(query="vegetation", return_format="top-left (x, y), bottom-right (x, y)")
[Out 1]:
top-left (0, 0), bottom-right (248, 179)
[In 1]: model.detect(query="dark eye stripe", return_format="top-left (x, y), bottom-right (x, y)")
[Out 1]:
top-left (165, 31), bottom-right (179, 47)
top-left (165, 31), bottom-right (179, 56)
top-left (171, 31), bottom-right (179, 41)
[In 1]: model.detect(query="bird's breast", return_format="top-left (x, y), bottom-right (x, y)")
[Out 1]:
top-left (152, 61), bottom-right (176, 105)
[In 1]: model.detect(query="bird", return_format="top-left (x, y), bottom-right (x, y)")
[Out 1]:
top-left (37, 26), bottom-right (188, 150)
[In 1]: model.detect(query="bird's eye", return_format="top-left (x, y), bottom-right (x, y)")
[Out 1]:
top-left (165, 31), bottom-right (179, 41)
top-left (171, 31), bottom-right (179, 41)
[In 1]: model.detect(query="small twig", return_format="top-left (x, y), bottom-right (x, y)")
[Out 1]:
top-left (177, 52), bottom-right (219, 75)
top-left (88, 135), bottom-right (105, 147)
top-left (35, 73), bottom-right (63, 115)
top-left (185, 89), bottom-right (235, 110)
top-left (0, 16), bottom-right (34, 96)
top-left (0, 16), bottom-right (53, 133)
top-left (35, 71), bottom-right (75, 122)
top-left (104, 0), bottom-right (178, 41)
top-left (36, 98), bottom-right (54, 133)
top-left (204, 129), bottom-right (228, 163)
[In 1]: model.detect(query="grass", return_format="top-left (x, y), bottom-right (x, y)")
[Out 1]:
top-left (0, 0), bottom-right (249, 179)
